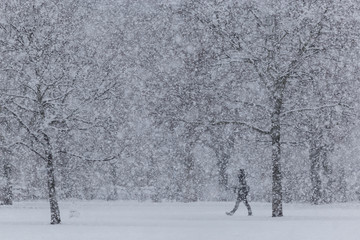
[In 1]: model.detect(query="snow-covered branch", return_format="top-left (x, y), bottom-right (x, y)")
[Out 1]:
top-left (211, 120), bottom-right (270, 135)
top-left (281, 103), bottom-right (352, 117)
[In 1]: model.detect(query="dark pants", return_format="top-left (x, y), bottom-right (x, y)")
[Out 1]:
top-left (229, 197), bottom-right (252, 216)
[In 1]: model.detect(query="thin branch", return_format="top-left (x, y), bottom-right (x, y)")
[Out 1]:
top-left (0, 92), bottom-right (37, 102)
top-left (166, 117), bottom-right (270, 135)
top-left (93, 81), bottom-right (118, 101)
top-left (168, 118), bottom-right (203, 126)
top-left (0, 142), bottom-right (19, 150)
top-left (281, 103), bottom-right (349, 117)
top-left (234, 100), bottom-right (271, 114)
top-left (2, 105), bottom-right (41, 143)
top-left (12, 101), bottom-right (38, 113)
top-left (211, 120), bottom-right (270, 135)
top-left (16, 142), bottom-right (46, 161)
top-left (43, 89), bottom-right (74, 103)
top-left (65, 152), bottom-right (116, 162)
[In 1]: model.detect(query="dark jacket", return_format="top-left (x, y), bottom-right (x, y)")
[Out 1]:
top-left (235, 184), bottom-right (250, 200)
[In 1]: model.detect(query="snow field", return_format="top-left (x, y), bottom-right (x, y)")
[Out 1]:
top-left (1, 201), bottom-right (360, 240)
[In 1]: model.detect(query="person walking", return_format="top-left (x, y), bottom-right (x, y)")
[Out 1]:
top-left (226, 169), bottom-right (252, 216)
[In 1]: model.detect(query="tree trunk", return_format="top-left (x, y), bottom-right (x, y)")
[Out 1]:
top-left (271, 98), bottom-right (283, 217)
top-left (46, 150), bottom-right (61, 224)
top-left (213, 133), bottom-right (234, 201)
top-left (322, 149), bottom-right (334, 203)
top-left (109, 162), bottom-right (118, 201)
top-left (3, 159), bottom-right (13, 205)
top-left (216, 144), bottom-right (230, 201)
top-left (217, 153), bottom-right (229, 188)
top-left (309, 145), bottom-right (322, 204)
top-left (183, 152), bottom-right (197, 202)
top-left (338, 167), bottom-right (347, 202)
top-left (309, 128), bottom-right (323, 205)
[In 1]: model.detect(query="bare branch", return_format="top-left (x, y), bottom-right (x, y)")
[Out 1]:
top-left (65, 152), bottom-right (117, 162)
top-left (16, 142), bottom-right (46, 161)
top-left (0, 92), bottom-right (37, 102)
top-left (281, 103), bottom-right (350, 117)
top-left (211, 120), bottom-right (270, 135)
top-left (2, 105), bottom-right (41, 143)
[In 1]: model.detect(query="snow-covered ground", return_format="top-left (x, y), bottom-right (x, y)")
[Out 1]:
top-left (1, 200), bottom-right (360, 240)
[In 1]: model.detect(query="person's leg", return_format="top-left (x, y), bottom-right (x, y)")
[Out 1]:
top-left (226, 198), bottom-right (241, 215)
top-left (244, 199), bottom-right (252, 216)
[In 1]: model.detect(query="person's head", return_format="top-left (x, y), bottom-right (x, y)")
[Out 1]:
top-left (238, 169), bottom-right (245, 182)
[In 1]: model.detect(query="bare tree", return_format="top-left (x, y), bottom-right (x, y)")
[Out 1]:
top-left (177, 0), bottom-right (358, 216)
top-left (0, 0), bottom-right (89, 224)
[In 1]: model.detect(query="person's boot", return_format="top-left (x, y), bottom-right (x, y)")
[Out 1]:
top-left (226, 211), bottom-right (234, 216)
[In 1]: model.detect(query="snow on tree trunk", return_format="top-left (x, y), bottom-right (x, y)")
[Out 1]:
top-left (3, 159), bottom-right (13, 205)
top-left (183, 151), bottom-right (198, 202)
top-left (43, 133), bottom-right (61, 225)
top-left (46, 150), bottom-right (61, 225)
top-left (216, 144), bottom-right (230, 201)
top-left (309, 141), bottom-right (322, 205)
top-left (271, 98), bottom-right (283, 217)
